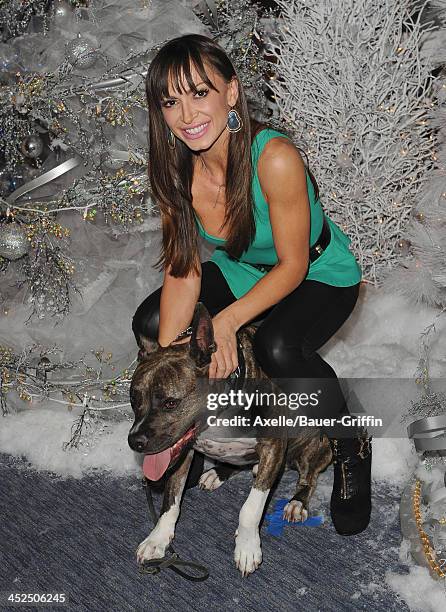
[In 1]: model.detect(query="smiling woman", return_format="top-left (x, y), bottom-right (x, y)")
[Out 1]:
top-left (132, 33), bottom-right (372, 540)
top-left (144, 33), bottom-right (256, 280)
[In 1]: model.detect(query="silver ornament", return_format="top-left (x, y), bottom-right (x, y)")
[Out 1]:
top-left (20, 134), bottom-right (44, 159)
top-left (52, 0), bottom-right (74, 22)
top-left (0, 222), bottom-right (30, 260)
top-left (65, 38), bottom-right (98, 69)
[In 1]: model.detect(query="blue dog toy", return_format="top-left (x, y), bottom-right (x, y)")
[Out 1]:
top-left (264, 498), bottom-right (324, 536)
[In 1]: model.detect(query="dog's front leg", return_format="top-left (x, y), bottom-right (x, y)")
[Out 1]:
top-left (234, 439), bottom-right (286, 576)
top-left (136, 449), bottom-right (194, 564)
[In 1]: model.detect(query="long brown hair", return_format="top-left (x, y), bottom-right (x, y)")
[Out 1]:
top-left (145, 33), bottom-right (319, 277)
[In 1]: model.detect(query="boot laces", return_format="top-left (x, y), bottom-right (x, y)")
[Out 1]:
top-left (332, 434), bottom-right (372, 465)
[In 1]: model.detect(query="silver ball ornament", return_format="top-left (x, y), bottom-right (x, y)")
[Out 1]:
top-left (20, 134), bottom-right (44, 159)
top-left (65, 38), bottom-right (98, 69)
top-left (0, 222), bottom-right (30, 260)
top-left (52, 0), bottom-right (74, 22)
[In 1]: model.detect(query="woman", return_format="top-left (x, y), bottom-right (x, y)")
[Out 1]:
top-left (132, 33), bottom-right (372, 536)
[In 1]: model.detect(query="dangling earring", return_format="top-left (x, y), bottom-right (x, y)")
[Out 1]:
top-left (167, 129), bottom-right (176, 149)
top-left (226, 107), bottom-right (242, 133)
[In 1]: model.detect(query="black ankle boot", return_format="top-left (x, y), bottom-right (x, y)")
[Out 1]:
top-left (329, 429), bottom-right (372, 536)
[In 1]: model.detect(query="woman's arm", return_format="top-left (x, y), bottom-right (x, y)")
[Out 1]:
top-left (158, 259), bottom-right (202, 347)
top-left (216, 137), bottom-right (311, 334)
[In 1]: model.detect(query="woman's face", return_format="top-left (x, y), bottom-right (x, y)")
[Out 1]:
top-left (160, 60), bottom-right (239, 151)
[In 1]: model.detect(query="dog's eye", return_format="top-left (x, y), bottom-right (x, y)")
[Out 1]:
top-left (163, 398), bottom-right (179, 410)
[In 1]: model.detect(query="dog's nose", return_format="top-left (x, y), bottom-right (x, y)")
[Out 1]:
top-left (128, 432), bottom-right (149, 453)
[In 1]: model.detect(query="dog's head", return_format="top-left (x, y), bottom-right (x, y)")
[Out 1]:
top-left (128, 302), bottom-right (216, 481)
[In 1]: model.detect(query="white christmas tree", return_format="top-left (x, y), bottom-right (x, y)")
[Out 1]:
top-left (263, 0), bottom-right (446, 306)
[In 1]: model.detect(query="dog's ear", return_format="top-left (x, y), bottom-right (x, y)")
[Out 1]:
top-left (137, 335), bottom-right (160, 362)
top-left (189, 302), bottom-right (216, 367)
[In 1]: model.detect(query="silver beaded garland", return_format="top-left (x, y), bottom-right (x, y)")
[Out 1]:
top-left (0, 221), bottom-right (30, 260)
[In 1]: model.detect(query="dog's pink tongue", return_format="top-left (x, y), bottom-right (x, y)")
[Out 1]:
top-left (143, 449), bottom-right (172, 481)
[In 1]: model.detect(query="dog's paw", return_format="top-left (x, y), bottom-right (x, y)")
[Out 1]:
top-left (234, 528), bottom-right (262, 577)
top-left (198, 468), bottom-right (224, 491)
top-left (136, 531), bottom-right (173, 564)
top-left (252, 463), bottom-right (259, 477)
top-left (283, 499), bottom-right (308, 523)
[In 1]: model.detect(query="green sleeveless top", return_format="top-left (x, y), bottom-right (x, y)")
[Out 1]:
top-left (194, 128), bottom-right (362, 298)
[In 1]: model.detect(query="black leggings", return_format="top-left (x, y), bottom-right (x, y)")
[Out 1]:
top-left (132, 260), bottom-right (360, 427)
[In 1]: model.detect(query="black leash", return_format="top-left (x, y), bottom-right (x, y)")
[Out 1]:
top-left (138, 477), bottom-right (210, 581)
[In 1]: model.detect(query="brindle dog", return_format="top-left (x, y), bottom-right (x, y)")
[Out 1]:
top-left (128, 302), bottom-right (332, 576)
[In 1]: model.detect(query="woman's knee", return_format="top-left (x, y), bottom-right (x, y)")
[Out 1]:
top-left (252, 324), bottom-right (306, 377)
top-left (132, 286), bottom-right (162, 344)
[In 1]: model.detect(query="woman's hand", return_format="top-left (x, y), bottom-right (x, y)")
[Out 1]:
top-left (208, 311), bottom-right (238, 379)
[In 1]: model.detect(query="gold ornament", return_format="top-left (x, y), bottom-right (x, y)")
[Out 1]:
top-left (413, 479), bottom-right (445, 579)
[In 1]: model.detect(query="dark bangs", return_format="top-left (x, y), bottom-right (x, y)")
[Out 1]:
top-left (146, 41), bottom-right (224, 108)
